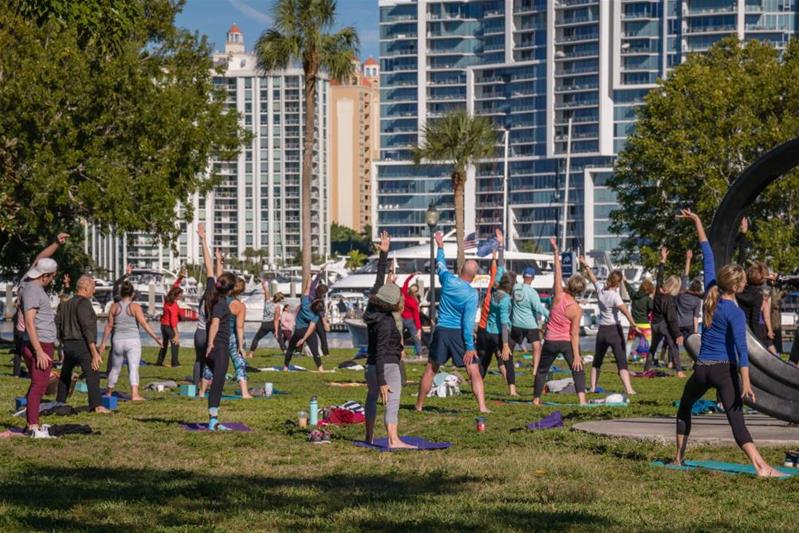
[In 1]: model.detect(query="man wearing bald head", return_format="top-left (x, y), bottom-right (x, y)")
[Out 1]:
top-left (416, 231), bottom-right (489, 413)
top-left (56, 275), bottom-right (110, 412)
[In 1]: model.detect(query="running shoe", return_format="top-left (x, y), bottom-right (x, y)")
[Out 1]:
top-left (208, 418), bottom-right (231, 432)
top-left (27, 426), bottom-right (54, 439)
top-left (784, 450), bottom-right (799, 468)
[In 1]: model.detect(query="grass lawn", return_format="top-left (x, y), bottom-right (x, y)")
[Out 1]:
top-left (0, 346), bottom-right (796, 532)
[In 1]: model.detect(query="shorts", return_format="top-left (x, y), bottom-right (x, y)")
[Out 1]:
top-left (510, 326), bottom-right (541, 346)
top-left (429, 327), bottom-right (476, 368)
top-left (628, 322), bottom-right (652, 343)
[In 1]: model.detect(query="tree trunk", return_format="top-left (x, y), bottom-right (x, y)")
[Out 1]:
top-left (301, 67), bottom-right (318, 286)
top-left (453, 169), bottom-right (465, 272)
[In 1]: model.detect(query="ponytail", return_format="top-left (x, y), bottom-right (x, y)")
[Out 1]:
top-left (704, 286), bottom-right (720, 328)
top-left (206, 272), bottom-right (236, 316)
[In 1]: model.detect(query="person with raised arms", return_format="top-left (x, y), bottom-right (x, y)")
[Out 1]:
top-left (579, 257), bottom-right (638, 396)
top-left (415, 231), bottom-right (489, 413)
top-left (19, 233), bottom-right (68, 438)
top-left (532, 238), bottom-right (587, 406)
top-left (204, 272), bottom-right (237, 430)
top-left (510, 263), bottom-right (549, 378)
top-left (674, 209), bottom-right (783, 477)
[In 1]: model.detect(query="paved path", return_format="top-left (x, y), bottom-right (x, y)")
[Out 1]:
top-left (574, 415), bottom-right (799, 446)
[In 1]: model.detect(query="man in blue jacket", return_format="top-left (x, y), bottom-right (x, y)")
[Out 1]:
top-left (415, 231), bottom-right (489, 413)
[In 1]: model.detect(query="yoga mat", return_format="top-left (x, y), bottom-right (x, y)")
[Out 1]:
top-left (651, 460), bottom-right (798, 477)
top-left (181, 422), bottom-right (252, 432)
top-left (260, 365), bottom-right (307, 372)
top-left (109, 391), bottom-right (132, 401)
top-left (528, 411), bottom-right (564, 430)
top-left (353, 436), bottom-right (452, 452)
top-left (543, 401), bottom-right (629, 408)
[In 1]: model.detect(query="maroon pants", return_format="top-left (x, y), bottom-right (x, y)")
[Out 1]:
top-left (22, 341), bottom-right (54, 427)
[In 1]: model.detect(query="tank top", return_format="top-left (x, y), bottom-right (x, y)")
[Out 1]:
top-left (263, 301), bottom-right (276, 322)
top-left (228, 296), bottom-right (239, 353)
top-left (113, 301), bottom-right (140, 341)
top-left (545, 295), bottom-right (576, 342)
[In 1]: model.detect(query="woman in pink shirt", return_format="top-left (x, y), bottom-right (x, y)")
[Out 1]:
top-left (533, 238), bottom-right (587, 406)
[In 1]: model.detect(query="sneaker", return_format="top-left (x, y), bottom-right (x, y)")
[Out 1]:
top-left (208, 418), bottom-right (231, 432)
top-left (784, 451), bottom-right (799, 468)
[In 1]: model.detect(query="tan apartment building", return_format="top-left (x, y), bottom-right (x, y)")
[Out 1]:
top-left (329, 58), bottom-right (380, 233)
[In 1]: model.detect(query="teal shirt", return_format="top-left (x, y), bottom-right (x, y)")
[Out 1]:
top-left (486, 290), bottom-right (511, 338)
top-left (511, 282), bottom-right (549, 330)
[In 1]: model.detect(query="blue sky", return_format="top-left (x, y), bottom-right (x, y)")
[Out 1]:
top-left (176, 0), bottom-right (380, 60)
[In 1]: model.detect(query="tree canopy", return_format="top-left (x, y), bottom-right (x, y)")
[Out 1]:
top-left (610, 37), bottom-right (799, 273)
top-left (0, 0), bottom-right (246, 274)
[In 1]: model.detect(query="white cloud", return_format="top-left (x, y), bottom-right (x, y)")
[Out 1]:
top-left (227, 0), bottom-right (271, 24)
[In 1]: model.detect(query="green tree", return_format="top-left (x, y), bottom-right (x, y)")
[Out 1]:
top-left (0, 1), bottom-right (246, 275)
top-left (345, 250), bottom-right (367, 270)
top-left (330, 222), bottom-right (371, 255)
top-left (413, 110), bottom-right (497, 270)
top-left (610, 37), bottom-right (799, 272)
top-left (255, 0), bottom-right (359, 286)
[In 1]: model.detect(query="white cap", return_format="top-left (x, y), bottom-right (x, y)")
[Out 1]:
top-left (24, 258), bottom-right (58, 280)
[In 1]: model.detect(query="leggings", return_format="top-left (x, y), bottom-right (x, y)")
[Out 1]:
top-left (676, 363), bottom-right (752, 447)
top-left (402, 318), bottom-right (423, 355)
top-left (365, 363), bottom-right (402, 425)
top-left (250, 321), bottom-right (280, 352)
top-left (193, 328), bottom-right (207, 386)
top-left (13, 329), bottom-right (23, 377)
top-left (315, 324), bottom-right (330, 355)
top-left (229, 330), bottom-right (247, 382)
top-left (284, 327), bottom-right (321, 368)
top-left (646, 321), bottom-right (680, 371)
top-left (21, 341), bottom-right (54, 426)
top-left (157, 325), bottom-right (180, 366)
top-left (57, 340), bottom-right (102, 411)
top-left (478, 331), bottom-right (515, 385)
top-left (593, 324), bottom-right (628, 371)
top-left (108, 338), bottom-right (142, 388)
top-left (206, 344), bottom-right (230, 410)
top-left (534, 339), bottom-right (585, 398)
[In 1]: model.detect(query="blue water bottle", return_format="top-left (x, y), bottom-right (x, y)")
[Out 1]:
top-left (309, 396), bottom-right (318, 427)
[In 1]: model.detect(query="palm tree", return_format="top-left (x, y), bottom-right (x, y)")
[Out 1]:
top-left (255, 0), bottom-right (358, 285)
top-left (413, 110), bottom-right (497, 269)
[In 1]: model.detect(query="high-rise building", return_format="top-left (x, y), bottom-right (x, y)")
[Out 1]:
top-left (376, 0), bottom-right (799, 253)
top-left (330, 58), bottom-right (381, 233)
top-left (87, 24), bottom-right (331, 276)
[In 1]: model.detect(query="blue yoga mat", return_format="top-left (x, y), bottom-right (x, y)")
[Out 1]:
top-left (353, 436), bottom-right (452, 452)
top-left (652, 460), bottom-right (798, 477)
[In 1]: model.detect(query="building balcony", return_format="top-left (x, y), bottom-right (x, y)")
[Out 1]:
top-left (557, 33), bottom-right (600, 44)
top-left (554, 100), bottom-right (598, 110)
top-left (555, 48), bottom-right (600, 59)
top-left (554, 82), bottom-right (598, 93)
top-left (555, 65), bottom-right (599, 76)
top-left (684, 24), bottom-right (738, 34)
top-left (684, 5), bottom-right (737, 16)
top-left (555, 14), bottom-right (599, 27)
top-left (556, 0), bottom-right (598, 7)
top-left (621, 11), bottom-right (658, 20)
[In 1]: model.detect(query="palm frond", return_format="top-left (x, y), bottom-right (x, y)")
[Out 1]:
top-left (320, 26), bottom-right (359, 81)
top-left (254, 29), bottom-right (298, 72)
top-left (414, 110), bottom-right (497, 169)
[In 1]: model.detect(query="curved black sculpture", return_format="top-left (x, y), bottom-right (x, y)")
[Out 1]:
top-left (686, 137), bottom-right (799, 423)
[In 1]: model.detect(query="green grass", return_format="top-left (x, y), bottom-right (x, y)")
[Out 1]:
top-left (0, 347), bottom-right (796, 532)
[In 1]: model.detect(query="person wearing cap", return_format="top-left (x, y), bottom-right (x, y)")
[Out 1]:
top-left (363, 231), bottom-right (414, 448)
top-left (18, 232), bottom-right (68, 438)
top-left (55, 275), bottom-right (110, 413)
top-left (510, 265), bottom-right (550, 377)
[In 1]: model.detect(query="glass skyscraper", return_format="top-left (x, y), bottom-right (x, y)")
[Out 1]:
top-left (376, 0), bottom-right (799, 253)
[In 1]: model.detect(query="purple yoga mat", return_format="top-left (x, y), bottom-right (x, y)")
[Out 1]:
top-left (180, 422), bottom-right (252, 432)
top-left (353, 436), bottom-right (452, 452)
top-left (527, 411), bottom-right (563, 431)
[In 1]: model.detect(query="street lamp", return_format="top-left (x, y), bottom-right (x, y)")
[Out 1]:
top-left (426, 204), bottom-right (440, 324)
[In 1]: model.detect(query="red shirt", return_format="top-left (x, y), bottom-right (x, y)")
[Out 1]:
top-left (161, 301), bottom-right (180, 328)
top-left (478, 260), bottom-right (498, 330)
top-left (401, 275), bottom-right (422, 329)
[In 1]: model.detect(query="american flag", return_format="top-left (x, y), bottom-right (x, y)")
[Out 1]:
top-left (464, 232), bottom-right (478, 250)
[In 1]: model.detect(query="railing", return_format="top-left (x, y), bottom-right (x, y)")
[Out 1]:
top-left (558, 33), bottom-right (599, 43)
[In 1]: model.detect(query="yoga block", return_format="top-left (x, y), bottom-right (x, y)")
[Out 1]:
top-left (15, 396), bottom-right (27, 410)
top-left (180, 384), bottom-right (197, 397)
top-left (75, 381), bottom-right (88, 393)
top-left (101, 395), bottom-right (118, 411)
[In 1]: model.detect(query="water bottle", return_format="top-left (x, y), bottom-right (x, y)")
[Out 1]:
top-left (309, 396), bottom-right (318, 427)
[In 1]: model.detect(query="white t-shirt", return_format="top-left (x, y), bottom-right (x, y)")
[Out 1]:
top-left (596, 281), bottom-right (624, 326)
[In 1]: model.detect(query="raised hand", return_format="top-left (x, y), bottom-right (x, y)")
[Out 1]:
top-left (685, 249), bottom-right (693, 261)
top-left (495, 227), bottom-right (504, 247)
top-left (434, 231), bottom-right (445, 249)
top-left (659, 246), bottom-right (669, 263)
top-left (197, 222), bottom-right (206, 240)
top-left (740, 217), bottom-right (749, 234)
top-left (215, 249), bottom-right (225, 262)
top-left (378, 230), bottom-right (390, 253)
top-left (126, 263), bottom-right (134, 276)
top-left (549, 237), bottom-right (558, 253)
top-left (676, 208), bottom-right (701, 223)
top-left (56, 232), bottom-right (70, 244)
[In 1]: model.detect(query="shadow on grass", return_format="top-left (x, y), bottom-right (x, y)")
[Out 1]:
top-left (0, 465), bottom-right (614, 530)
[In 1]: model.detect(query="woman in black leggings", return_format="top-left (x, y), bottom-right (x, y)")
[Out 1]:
top-left (204, 272), bottom-right (236, 431)
top-left (674, 209), bottom-right (782, 476)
